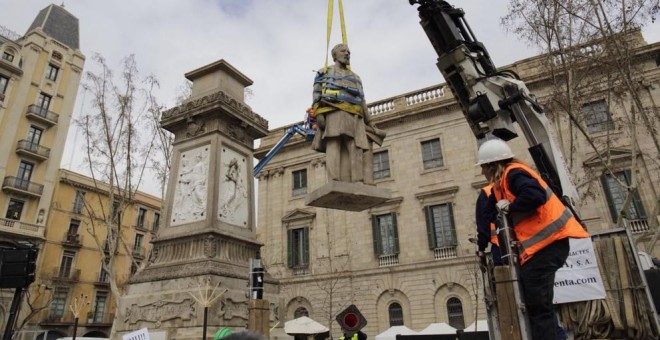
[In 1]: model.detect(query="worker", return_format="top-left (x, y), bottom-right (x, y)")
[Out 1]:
top-left (311, 43), bottom-right (385, 184)
top-left (477, 139), bottom-right (589, 340)
top-left (476, 181), bottom-right (502, 266)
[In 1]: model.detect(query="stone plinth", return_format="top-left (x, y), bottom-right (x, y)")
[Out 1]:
top-left (305, 181), bottom-right (391, 211)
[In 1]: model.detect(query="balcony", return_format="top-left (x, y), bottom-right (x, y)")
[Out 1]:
top-left (629, 218), bottom-right (650, 233)
top-left (378, 254), bottom-right (400, 267)
top-left (94, 271), bottom-right (110, 287)
top-left (16, 140), bottom-right (51, 161)
top-left (40, 312), bottom-right (75, 326)
top-left (26, 104), bottom-right (59, 126)
top-left (0, 217), bottom-right (45, 239)
top-left (86, 312), bottom-right (114, 326)
top-left (290, 264), bottom-right (309, 276)
top-left (62, 233), bottom-right (82, 247)
top-left (50, 268), bottom-right (80, 282)
top-left (132, 247), bottom-right (145, 259)
top-left (2, 176), bottom-right (43, 198)
top-left (434, 246), bottom-right (458, 260)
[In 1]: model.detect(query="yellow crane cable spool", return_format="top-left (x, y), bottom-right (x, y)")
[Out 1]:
top-left (324, 0), bottom-right (349, 70)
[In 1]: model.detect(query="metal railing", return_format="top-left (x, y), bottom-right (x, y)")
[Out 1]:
top-left (63, 233), bottom-right (82, 246)
top-left (87, 312), bottom-right (114, 325)
top-left (16, 140), bottom-right (51, 159)
top-left (51, 268), bottom-right (81, 281)
top-left (2, 176), bottom-right (44, 196)
top-left (434, 246), bottom-right (458, 260)
top-left (26, 104), bottom-right (59, 125)
top-left (378, 253), bottom-right (400, 267)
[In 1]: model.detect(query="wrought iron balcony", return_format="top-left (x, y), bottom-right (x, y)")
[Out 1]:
top-left (95, 271), bottom-right (110, 286)
top-left (86, 312), bottom-right (114, 325)
top-left (62, 233), bottom-right (82, 247)
top-left (2, 176), bottom-right (43, 198)
top-left (40, 312), bottom-right (75, 325)
top-left (0, 217), bottom-right (45, 239)
top-left (26, 104), bottom-right (59, 126)
top-left (50, 268), bottom-right (81, 282)
top-left (16, 139), bottom-right (51, 161)
top-left (132, 247), bottom-right (145, 258)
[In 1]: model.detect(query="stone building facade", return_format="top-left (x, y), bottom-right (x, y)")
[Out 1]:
top-left (255, 32), bottom-right (659, 337)
top-left (0, 4), bottom-right (85, 334)
top-left (15, 169), bottom-right (161, 340)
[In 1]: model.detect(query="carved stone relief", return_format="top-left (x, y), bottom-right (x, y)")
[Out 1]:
top-left (171, 146), bottom-right (210, 226)
top-left (124, 298), bottom-right (195, 327)
top-left (218, 147), bottom-right (248, 227)
top-left (204, 235), bottom-right (217, 258)
top-left (218, 297), bottom-right (249, 321)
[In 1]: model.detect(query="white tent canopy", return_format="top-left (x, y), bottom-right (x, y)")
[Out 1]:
top-left (284, 316), bottom-right (329, 335)
top-left (464, 319), bottom-right (489, 332)
top-left (374, 325), bottom-right (417, 340)
top-left (418, 322), bottom-right (457, 335)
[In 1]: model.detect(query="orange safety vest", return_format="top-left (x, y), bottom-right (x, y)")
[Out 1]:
top-left (481, 183), bottom-right (499, 247)
top-left (493, 162), bottom-right (589, 265)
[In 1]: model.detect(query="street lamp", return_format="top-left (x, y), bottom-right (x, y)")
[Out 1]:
top-left (69, 293), bottom-right (90, 340)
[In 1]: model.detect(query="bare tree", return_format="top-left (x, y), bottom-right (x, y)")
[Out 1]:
top-left (502, 0), bottom-right (659, 246)
top-left (76, 53), bottom-right (164, 337)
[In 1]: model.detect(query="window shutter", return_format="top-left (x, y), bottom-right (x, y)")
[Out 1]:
top-left (447, 204), bottom-right (457, 246)
top-left (424, 206), bottom-right (437, 249)
top-left (287, 229), bottom-right (294, 267)
top-left (600, 172), bottom-right (618, 222)
top-left (303, 227), bottom-right (310, 265)
top-left (624, 170), bottom-right (647, 219)
top-left (392, 213), bottom-right (400, 254)
top-left (372, 216), bottom-right (382, 256)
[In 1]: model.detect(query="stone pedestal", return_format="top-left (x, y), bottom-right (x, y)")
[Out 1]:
top-left (115, 60), bottom-right (281, 339)
top-left (248, 299), bottom-right (271, 337)
top-left (306, 181), bottom-right (391, 211)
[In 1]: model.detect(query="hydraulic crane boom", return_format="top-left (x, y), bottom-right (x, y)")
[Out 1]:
top-left (409, 0), bottom-right (579, 207)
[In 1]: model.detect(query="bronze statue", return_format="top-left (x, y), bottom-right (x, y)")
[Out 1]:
top-left (311, 44), bottom-right (385, 184)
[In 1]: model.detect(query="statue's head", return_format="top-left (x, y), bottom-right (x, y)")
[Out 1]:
top-left (331, 43), bottom-right (350, 65)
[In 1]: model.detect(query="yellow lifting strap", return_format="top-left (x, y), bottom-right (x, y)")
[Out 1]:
top-left (324, 0), bottom-right (349, 70)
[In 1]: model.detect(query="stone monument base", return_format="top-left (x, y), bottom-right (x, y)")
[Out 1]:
top-left (305, 181), bottom-right (390, 211)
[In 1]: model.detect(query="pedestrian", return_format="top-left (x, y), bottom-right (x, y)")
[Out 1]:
top-left (477, 139), bottom-right (589, 340)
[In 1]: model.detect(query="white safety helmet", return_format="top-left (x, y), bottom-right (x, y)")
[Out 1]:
top-left (476, 139), bottom-right (514, 165)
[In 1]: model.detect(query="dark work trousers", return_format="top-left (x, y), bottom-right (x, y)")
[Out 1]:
top-left (520, 237), bottom-right (569, 340)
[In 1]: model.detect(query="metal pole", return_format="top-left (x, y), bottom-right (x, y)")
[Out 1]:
top-left (203, 306), bottom-right (208, 340)
top-left (72, 317), bottom-right (79, 340)
top-left (2, 287), bottom-right (23, 340)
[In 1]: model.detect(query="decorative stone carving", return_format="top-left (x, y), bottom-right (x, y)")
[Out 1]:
top-left (148, 246), bottom-right (159, 264)
top-left (204, 235), bottom-right (217, 258)
top-left (218, 297), bottom-right (249, 321)
top-left (186, 117), bottom-right (206, 138)
top-left (218, 147), bottom-right (248, 227)
top-left (269, 302), bottom-right (280, 322)
top-left (124, 299), bottom-right (196, 327)
top-left (171, 146), bottom-right (210, 226)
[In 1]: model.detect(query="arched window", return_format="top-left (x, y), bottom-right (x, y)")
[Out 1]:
top-left (294, 306), bottom-right (309, 318)
top-left (388, 302), bottom-right (404, 326)
top-left (446, 297), bottom-right (465, 330)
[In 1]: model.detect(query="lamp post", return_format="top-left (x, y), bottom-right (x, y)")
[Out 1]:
top-left (188, 277), bottom-right (227, 339)
top-left (69, 293), bottom-right (90, 340)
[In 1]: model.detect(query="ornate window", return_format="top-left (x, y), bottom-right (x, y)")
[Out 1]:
top-left (294, 306), bottom-right (309, 318)
top-left (582, 100), bottom-right (614, 134)
top-left (425, 203), bottom-right (457, 248)
top-left (372, 213), bottom-right (399, 256)
top-left (388, 302), bottom-right (404, 326)
top-left (373, 150), bottom-right (391, 179)
top-left (601, 169), bottom-right (646, 221)
top-left (287, 227), bottom-right (309, 269)
top-left (447, 297), bottom-right (465, 330)
top-left (2, 51), bottom-right (14, 62)
top-left (421, 138), bottom-right (444, 169)
top-left (292, 169), bottom-right (307, 196)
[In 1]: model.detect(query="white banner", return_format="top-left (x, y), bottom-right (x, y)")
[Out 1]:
top-left (123, 328), bottom-right (150, 340)
top-left (553, 237), bottom-right (606, 304)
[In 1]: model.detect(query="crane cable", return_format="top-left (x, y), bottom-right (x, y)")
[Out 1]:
top-left (323, 0), bottom-right (349, 71)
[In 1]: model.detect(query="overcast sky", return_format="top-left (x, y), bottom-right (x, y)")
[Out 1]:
top-left (2, 0), bottom-right (658, 196)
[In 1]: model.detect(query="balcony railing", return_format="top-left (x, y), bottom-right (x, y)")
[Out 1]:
top-left (291, 264), bottom-right (309, 276)
top-left (87, 312), bottom-right (114, 325)
top-left (378, 253), bottom-right (400, 267)
top-left (16, 139), bottom-right (51, 161)
top-left (434, 246), bottom-right (458, 260)
top-left (95, 271), bottom-right (110, 286)
top-left (62, 233), bottom-right (82, 247)
top-left (628, 218), bottom-right (650, 233)
top-left (26, 104), bottom-right (59, 126)
top-left (0, 217), bottom-right (45, 239)
top-left (2, 176), bottom-right (43, 198)
top-left (132, 247), bottom-right (145, 258)
top-left (50, 268), bottom-right (81, 282)
top-left (368, 84), bottom-right (447, 116)
top-left (41, 312), bottom-right (75, 325)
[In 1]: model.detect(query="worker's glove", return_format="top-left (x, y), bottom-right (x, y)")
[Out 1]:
top-left (496, 199), bottom-right (511, 213)
top-left (316, 114), bottom-right (326, 130)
